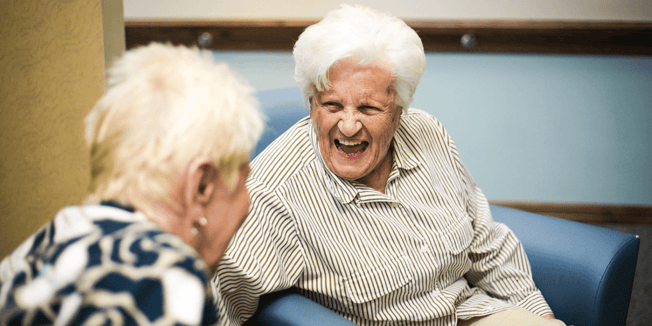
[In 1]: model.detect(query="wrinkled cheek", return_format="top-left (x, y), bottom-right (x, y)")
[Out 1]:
top-left (379, 128), bottom-right (395, 147)
top-left (312, 118), bottom-right (336, 153)
top-left (311, 124), bottom-right (328, 150)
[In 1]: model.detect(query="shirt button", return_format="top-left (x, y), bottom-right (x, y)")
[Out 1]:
top-left (430, 288), bottom-right (441, 297)
top-left (420, 244), bottom-right (430, 253)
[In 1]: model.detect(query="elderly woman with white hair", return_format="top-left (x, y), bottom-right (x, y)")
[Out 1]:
top-left (214, 5), bottom-right (566, 326)
top-left (0, 43), bottom-right (263, 325)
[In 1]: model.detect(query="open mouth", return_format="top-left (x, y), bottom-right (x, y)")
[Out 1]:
top-left (335, 139), bottom-right (368, 157)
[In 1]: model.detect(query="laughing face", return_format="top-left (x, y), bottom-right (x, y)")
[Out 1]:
top-left (310, 59), bottom-right (402, 188)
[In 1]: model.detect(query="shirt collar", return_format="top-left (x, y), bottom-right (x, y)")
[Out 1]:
top-left (308, 116), bottom-right (421, 205)
top-left (392, 120), bottom-right (422, 171)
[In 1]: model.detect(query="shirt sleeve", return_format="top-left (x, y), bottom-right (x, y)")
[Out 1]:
top-left (449, 137), bottom-right (554, 317)
top-left (213, 177), bottom-right (306, 326)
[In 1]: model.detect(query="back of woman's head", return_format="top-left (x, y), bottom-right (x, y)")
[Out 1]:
top-left (85, 43), bottom-right (264, 216)
top-left (293, 4), bottom-right (427, 110)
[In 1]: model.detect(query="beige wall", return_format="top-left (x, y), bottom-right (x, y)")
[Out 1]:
top-left (124, 0), bottom-right (652, 21)
top-left (0, 0), bottom-right (106, 258)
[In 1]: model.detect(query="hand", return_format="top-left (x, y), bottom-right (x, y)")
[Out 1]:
top-left (542, 314), bottom-right (574, 325)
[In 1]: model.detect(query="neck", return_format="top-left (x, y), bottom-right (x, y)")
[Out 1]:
top-left (356, 146), bottom-right (393, 193)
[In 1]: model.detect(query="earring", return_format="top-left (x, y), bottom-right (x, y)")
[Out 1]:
top-left (191, 216), bottom-right (207, 236)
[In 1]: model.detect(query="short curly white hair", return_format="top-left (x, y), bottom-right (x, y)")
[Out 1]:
top-left (293, 4), bottom-right (427, 110)
top-left (85, 43), bottom-right (264, 218)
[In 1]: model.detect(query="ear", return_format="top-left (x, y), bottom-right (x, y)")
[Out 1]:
top-left (308, 97), bottom-right (316, 122)
top-left (184, 159), bottom-right (218, 208)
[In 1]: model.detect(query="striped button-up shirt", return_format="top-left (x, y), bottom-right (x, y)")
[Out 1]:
top-left (214, 108), bottom-right (553, 325)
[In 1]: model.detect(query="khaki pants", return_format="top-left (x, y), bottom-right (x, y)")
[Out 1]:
top-left (458, 309), bottom-right (567, 326)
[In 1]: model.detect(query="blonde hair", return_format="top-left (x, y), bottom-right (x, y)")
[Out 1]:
top-left (85, 43), bottom-right (264, 218)
top-left (293, 4), bottom-right (427, 109)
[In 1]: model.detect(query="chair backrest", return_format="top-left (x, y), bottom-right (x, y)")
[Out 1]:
top-left (254, 87), bottom-right (308, 158)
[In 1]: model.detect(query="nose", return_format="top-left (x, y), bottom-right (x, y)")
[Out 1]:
top-left (337, 111), bottom-right (362, 137)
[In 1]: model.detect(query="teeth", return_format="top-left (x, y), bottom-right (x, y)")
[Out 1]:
top-left (335, 139), bottom-right (367, 157)
top-left (339, 140), bottom-right (361, 146)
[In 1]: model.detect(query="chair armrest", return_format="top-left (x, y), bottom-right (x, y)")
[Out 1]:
top-left (490, 205), bottom-right (639, 326)
top-left (244, 289), bottom-right (356, 326)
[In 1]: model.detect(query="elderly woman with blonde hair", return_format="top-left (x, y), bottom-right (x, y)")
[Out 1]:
top-left (214, 4), bottom-right (566, 326)
top-left (0, 43), bottom-right (263, 325)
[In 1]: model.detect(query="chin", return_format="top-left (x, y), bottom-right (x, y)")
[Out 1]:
top-left (324, 149), bottom-right (371, 180)
top-left (331, 164), bottom-right (368, 181)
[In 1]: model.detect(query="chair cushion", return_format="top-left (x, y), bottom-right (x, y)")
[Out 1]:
top-left (490, 205), bottom-right (639, 326)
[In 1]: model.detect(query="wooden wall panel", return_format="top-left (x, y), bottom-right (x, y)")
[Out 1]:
top-left (491, 201), bottom-right (652, 225)
top-left (125, 19), bottom-right (652, 55)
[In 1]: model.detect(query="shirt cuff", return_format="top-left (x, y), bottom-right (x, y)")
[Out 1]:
top-left (515, 290), bottom-right (554, 317)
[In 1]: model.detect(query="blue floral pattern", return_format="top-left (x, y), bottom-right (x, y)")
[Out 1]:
top-left (0, 204), bottom-right (218, 325)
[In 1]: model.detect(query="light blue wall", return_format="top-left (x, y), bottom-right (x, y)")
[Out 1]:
top-left (214, 51), bottom-right (652, 205)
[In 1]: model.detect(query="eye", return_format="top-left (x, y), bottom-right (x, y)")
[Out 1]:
top-left (321, 101), bottom-right (342, 111)
top-left (360, 105), bottom-right (381, 114)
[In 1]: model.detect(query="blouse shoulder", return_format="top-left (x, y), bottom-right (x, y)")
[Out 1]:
top-left (249, 117), bottom-right (316, 189)
top-left (398, 108), bottom-right (455, 153)
top-left (401, 108), bottom-right (449, 137)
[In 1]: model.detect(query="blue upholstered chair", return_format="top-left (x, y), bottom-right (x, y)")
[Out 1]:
top-left (243, 88), bottom-right (640, 326)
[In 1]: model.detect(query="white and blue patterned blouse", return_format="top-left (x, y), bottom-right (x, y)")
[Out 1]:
top-left (0, 202), bottom-right (218, 325)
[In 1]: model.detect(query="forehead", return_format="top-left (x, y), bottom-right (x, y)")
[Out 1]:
top-left (320, 59), bottom-right (394, 98)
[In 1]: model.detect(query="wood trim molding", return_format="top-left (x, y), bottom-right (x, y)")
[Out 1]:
top-left (125, 19), bottom-right (652, 55)
top-left (490, 201), bottom-right (652, 225)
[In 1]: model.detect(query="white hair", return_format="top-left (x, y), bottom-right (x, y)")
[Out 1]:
top-left (293, 4), bottom-right (427, 109)
top-left (85, 43), bottom-right (264, 217)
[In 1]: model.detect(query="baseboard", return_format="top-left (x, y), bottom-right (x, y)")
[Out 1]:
top-left (489, 201), bottom-right (652, 225)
